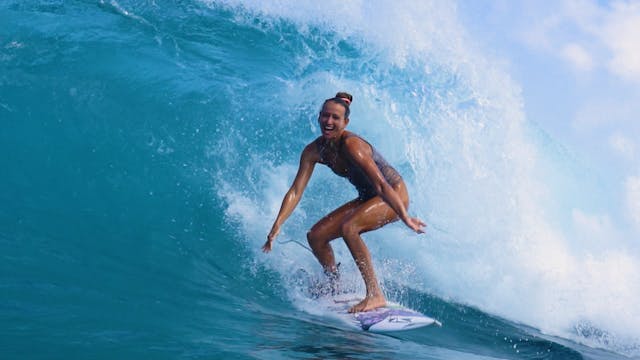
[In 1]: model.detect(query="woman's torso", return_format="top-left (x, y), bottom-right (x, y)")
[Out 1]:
top-left (315, 132), bottom-right (402, 200)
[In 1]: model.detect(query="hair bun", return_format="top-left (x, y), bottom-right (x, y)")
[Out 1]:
top-left (335, 92), bottom-right (353, 105)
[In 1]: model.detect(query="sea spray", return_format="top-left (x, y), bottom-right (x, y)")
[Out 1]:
top-left (211, 1), bottom-right (640, 356)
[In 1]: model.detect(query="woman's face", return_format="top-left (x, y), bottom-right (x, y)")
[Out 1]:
top-left (318, 101), bottom-right (349, 140)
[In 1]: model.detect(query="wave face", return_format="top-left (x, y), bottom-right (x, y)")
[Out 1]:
top-left (1, 1), bottom-right (638, 359)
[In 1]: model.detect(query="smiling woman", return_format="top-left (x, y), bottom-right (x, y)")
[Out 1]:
top-left (262, 93), bottom-right (426, 313)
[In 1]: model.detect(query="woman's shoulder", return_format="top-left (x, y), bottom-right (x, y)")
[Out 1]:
top-left (342, 131), bottom-right (370, 148)
top-left (301, 137), bottom-right (323, 159)
top-left (343, 130), bottom-right (361, 140)
top-left (308, 136), bottom-right (324, 150)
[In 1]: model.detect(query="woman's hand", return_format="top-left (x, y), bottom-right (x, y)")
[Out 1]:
top-left (262, 226), bottom-right (280, 253)
top-left (404, 216), bottom-right (426, 234)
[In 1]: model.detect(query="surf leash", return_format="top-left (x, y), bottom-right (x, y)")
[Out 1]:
top-left (278, 238), bottom-right (313, 253)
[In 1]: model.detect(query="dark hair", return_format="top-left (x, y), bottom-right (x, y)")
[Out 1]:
top-left (335, 92), bottom-right (353, 103)
top-left (321, 92), bottom-right (353, 118)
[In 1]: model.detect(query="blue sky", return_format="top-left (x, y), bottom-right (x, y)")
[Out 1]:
top-left (459, 0), bottom-right (640, 231)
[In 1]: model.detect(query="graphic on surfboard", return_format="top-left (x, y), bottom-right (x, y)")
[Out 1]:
top-left (330, 295), bottom-right (442, 332)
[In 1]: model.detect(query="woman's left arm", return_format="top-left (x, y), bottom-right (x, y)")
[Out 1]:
top-left (344, 138), bottom-right (425, 233)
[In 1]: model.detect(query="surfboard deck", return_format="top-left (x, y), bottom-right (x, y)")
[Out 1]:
top-left (328, 294), bottom-right (442, 332)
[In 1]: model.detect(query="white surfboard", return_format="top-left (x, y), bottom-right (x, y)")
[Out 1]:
top-left (292, 268), bottom-right (441, 332)
top-left (328, 294), bottom-right (442, 332)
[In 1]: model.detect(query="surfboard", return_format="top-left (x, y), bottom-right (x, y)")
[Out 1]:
top-left (292, 268), bottom-right (441, 332)
top-left (328, 294), bottom-right (442, 332)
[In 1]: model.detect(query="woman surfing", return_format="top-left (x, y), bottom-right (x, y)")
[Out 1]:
top-left (263, 92), bottom-right (426, 313)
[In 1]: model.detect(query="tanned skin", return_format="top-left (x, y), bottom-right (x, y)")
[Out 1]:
top-left (263, 100), bottom-right (425, 313)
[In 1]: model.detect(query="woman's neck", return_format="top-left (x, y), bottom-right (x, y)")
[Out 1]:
top-left (324, 130), bottom-right (347, 148)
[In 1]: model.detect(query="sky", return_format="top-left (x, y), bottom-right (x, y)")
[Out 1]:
top-left (458, 0), bottom-right (640, 233)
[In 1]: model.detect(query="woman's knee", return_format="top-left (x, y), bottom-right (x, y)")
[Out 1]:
top-left (340, 219), bottom-right (360, 239)
top-left (306, 228), bottom-right (324, 248)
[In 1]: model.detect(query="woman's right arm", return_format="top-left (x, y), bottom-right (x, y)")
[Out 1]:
top-left (263, 143), bottom-right (317, 253)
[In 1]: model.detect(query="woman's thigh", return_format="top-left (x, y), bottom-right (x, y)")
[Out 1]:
top-left (344, 182), bottom-right (409, 234)
top-left (308, 198), bottom-right (362, 242)
top-left (309, 181), bottom-right (409, 240)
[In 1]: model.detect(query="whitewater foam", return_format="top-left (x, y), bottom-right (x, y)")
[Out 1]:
top-left (211, 1), bottom-right (640, 356)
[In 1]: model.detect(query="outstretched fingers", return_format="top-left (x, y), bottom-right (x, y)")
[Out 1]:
top-left (407, 217), bottom-right (427, 234)
top-left (262, 239), bottom-right (273, 253)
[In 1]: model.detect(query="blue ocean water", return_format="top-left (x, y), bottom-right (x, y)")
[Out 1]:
top-left (2, 1), bottom-right (639, 359)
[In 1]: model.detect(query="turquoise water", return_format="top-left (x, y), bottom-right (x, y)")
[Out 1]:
top-left (2, 1), bottom-right (638, 359)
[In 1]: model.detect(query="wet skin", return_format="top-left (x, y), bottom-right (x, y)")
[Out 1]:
top-left (263, 100), bottom-right (425, 313)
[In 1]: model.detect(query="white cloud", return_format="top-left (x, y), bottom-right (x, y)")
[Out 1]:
top-left (625, 175), bottom-right (640, 229)
top-left (559, 0), bottom-right (602, 36)
top-left (561, 42), bottom-right (594, 71)
top-left (517, 0), bottom-right (640, 83)
top-left (600, 2), bottom-right (640, 82)
top-left (521, 13), bottom-right (562, 51)
top-left (561, 0), bottom-right (640, 82)
top-left (609, 132), bottom-right (636, 160)
top-left (571, 95), bottom-right (640, 137)
top-left (572, 208), bottom-right (614, 239)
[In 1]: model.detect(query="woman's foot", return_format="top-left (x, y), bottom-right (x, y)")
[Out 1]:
top-left (348, 294), bottom-right (386, 313)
